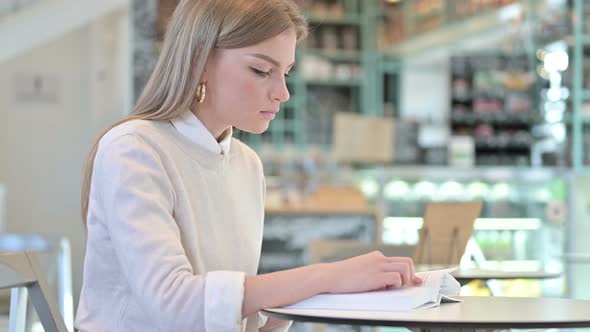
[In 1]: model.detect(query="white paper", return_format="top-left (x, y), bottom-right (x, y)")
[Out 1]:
top-left (283, 268), bottom-right (462, 312)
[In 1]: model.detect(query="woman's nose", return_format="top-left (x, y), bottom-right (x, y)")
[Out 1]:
top-left (272, 77), bottom-right (290, 103)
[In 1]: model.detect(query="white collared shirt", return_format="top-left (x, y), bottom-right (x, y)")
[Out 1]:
top-left (170, 110), bottom-right (232, 155)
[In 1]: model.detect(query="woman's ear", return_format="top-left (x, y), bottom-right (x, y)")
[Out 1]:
top-left (192, 47), bottom-right (209, 82)
top-left (200, 49), bottom-right (218, 82)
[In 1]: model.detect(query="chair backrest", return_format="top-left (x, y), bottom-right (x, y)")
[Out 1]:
top-left (0, 251), bottom-right (68, 332)
top-left (0, 234), bottom-right (73, 332)
top-left (412, 201), bottom-right (482, 265)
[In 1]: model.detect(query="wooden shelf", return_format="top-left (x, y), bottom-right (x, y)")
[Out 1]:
top-left (265, 186), bottom-right (374, 216)
top-left (450, 111), bottom-right (539, 126)
top-left (303, 48), bottom-right (361, 62)
top-left (304, 78), bottom-right (361, 87)
top-left (306, 15), bottom-right (361, 26)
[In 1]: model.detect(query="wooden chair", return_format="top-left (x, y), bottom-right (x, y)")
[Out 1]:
top-left (0, 251), bottom-right (68, 332)
top-left (412, 202), bottom-right (482, 266)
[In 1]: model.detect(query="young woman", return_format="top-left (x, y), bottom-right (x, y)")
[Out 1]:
top-left (76, 1), bottom-right (420, 331)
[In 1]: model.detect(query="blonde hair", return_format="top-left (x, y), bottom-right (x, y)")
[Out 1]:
top-left (81, 0), bottom-right (307, 224)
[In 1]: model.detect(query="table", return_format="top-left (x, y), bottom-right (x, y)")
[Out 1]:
top-left (449, 269), bottom-right (561, 296)
top-left (416, 265), bottom-right (561, 296)
top-left (451, 269), bottom-right (560, 285)
top-left (263, 296), bottom-right (590, 331)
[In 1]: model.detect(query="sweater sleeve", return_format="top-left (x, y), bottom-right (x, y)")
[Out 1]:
top-left (94, 134), bottom-right (245, 332)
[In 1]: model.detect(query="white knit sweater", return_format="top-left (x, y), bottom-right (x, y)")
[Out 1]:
top-left (76, 116), bottom-right (270, 332)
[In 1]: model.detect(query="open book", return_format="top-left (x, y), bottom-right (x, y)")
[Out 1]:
top-left (284, 268), bottom-right (462, 312)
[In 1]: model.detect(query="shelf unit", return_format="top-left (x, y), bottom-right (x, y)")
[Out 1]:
top-left (566, 0), bottom-right (590, 302)
top-left (450, 53), bottom-right (539, 166)
top-left (235, 0), bottom-right (530, 152)
top-left (572, 0), bottom-right (590, 171)
top-left (379, 0), bottom-right (525, 58)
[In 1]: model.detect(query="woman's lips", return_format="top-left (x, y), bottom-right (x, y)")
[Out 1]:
top-left (260, 111), bottom-right (278, 120)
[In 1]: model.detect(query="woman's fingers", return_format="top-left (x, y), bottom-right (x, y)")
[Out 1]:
top-left (383, 262), bottom-right (411, 286)
top-left (412, 275), bottom-right (423, 286)
top-left (329, 253), bottom-right (422, 294)
top-left (378, 272), bottom-right (403, 289)
top-left (388, 256), bottom-right (416, 276)
top-left (376, 271), bottom-right (422, 291)
top-left (383, 256), bottom-right (418, 286)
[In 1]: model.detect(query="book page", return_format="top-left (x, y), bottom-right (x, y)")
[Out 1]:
top-left (282, 268), bottom-right (461, 312)
top-left (416, 267), bottom-right (462, 303)
top-left (284, 286), bottom-right (436, 312)
top-left (416, 267), bottom-right (456, 289)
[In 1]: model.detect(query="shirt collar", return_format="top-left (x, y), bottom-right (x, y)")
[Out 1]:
top-left (171, 110), bottom-right (232, 155)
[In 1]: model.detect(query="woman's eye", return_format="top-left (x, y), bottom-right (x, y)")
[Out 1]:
top-left (252, 68), bottom-right (270, 78)
top-left (285, 66), bottom-right (295, 78)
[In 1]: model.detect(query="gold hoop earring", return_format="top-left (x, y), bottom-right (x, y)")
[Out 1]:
top-left (197, 82), bottom-right (207, 103)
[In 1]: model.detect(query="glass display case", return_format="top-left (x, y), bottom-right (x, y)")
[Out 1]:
top-left (353, 166), bottom-right (569, 297)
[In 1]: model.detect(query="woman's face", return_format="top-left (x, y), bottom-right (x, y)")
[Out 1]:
top-left (198, 28), bottom-right (297, 138)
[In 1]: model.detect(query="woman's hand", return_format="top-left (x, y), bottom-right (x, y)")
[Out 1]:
top-left (322, 251), bottom-right (422, 294)
top-left (243, 252), bottom-right (422, 317)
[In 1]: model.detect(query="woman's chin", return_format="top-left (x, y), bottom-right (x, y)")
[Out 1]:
top-left (237, 123), bottom-right (270, 135)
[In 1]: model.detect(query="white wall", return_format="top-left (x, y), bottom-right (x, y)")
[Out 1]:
top-left (0, 184), bottom-right (5, 231)
top-left (0, 8), bottom-right (130, 312)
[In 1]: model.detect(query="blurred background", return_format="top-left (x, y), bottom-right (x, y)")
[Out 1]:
top-left (1, 0), bottom-right (590, 331)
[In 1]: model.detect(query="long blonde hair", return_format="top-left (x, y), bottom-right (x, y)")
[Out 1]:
top-left (81, 0), bottom-right (307, 224)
